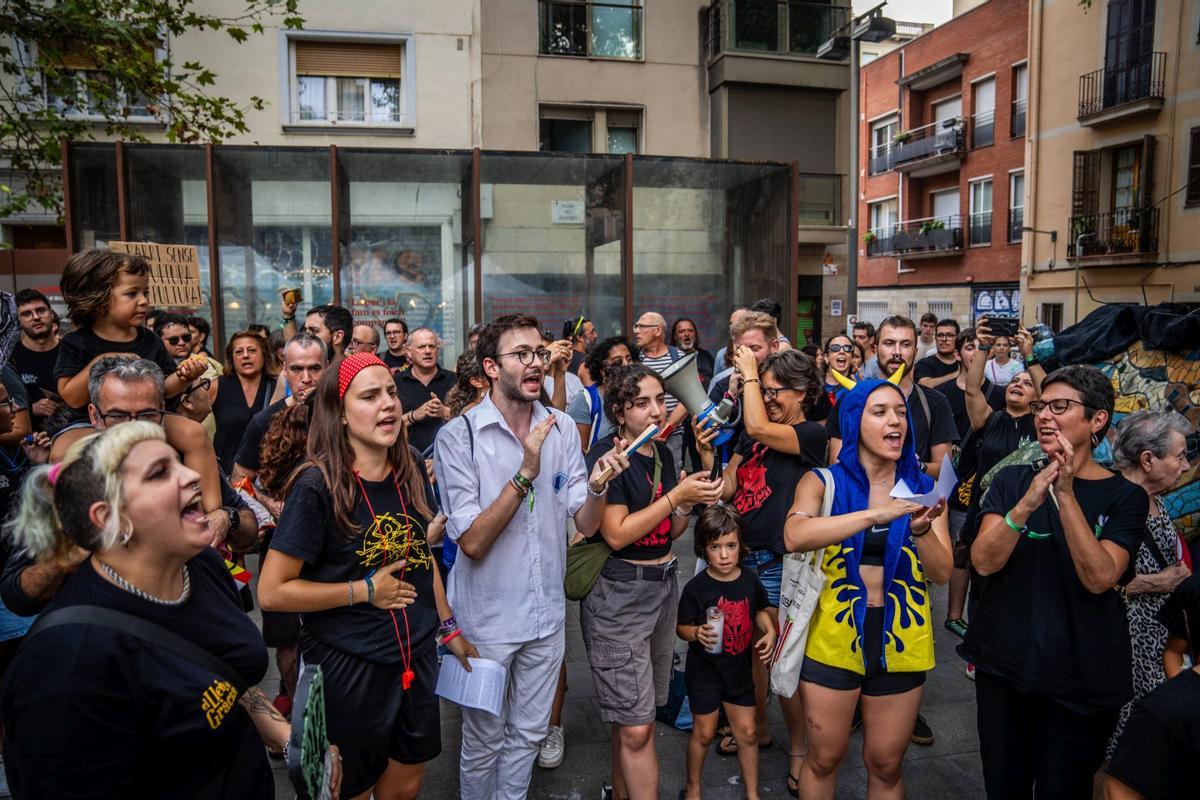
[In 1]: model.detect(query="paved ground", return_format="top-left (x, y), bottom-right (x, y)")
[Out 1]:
top-left (258, 533), bottom-right (985, 799)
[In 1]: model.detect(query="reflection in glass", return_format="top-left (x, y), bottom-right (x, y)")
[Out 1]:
top-left (591, 1), bottom-right (642, 59)
top-left (211, 148), bottom-right (333, 333)
top-left (68, 143), bottom-right (119, 249)
top-left (633, 157), bottom-right (790, 347)
top-left (297, 76), bottom-right (325, 120)
top-left (607, 127), bottom-right (638, 155)
top-left (338, 150), bottom-right (473, 364)
top-left (124, 144), bottom-right (214, 326)
top-left (480, 153), bottom-right (625, 338)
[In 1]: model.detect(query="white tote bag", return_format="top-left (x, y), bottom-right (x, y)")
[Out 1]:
top-left (770, 467), bottom-right (835, 698)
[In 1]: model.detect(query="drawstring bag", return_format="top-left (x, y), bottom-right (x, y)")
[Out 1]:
top-left (770, 467), bottom-right (835, 698)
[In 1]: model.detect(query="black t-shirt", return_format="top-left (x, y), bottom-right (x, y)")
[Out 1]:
top-left (826, 383), bottom-right (958, 459)
top-left (913, 354), bottom-right (958, 384)
top-left (382, 351), bottom-right (409, 372)
top-left (953, 409), bottom-right (1037, 515)
top-left (234, 399), bottom-right (287, 472)
top-left (1107, 668), bottom-right (1200, 800)
top-left (395, 368), bottom-right (457, 455)
top-left (270, 464), bottom-right (439, 664)
top-left (1, 548), bottom-right (272, 799)
top-left (568, 350), bottom-right (586, 376)
top-left (935, 377), bottom-right (1004, 440)
top-left (54, 327), bottom-right (177, 411)
top-left (10, 341), bottom-right (60, 429)
top-left (678, 568), bottom-right (769, 691)
top-left (732, 422), bottom-right (828, 554)
top-left (585, 439), bottom-right (679, 561)
top-left (964, 465), bottom-right (1148, 711)
top-left (1157, 573), bottom-right (1200, 663)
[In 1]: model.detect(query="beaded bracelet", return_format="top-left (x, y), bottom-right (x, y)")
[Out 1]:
top-left (348, 580), bottom-right (355, 607)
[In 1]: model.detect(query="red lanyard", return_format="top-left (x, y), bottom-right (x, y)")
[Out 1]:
top-left (354, 469), bottom-right (417, 691)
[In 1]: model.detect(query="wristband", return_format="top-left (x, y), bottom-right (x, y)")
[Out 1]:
top-left (673, 504), bottom-right (691, 518)
top-left (509, 478), bottom-right (529, 498)
top-left (348, 580), bottom-right (355, 606)
top-left (1004, 511), bottom-right (1027, 534)
top-left (743, 378), bottom-right (760, 385)
top-left (665, 491), bottom-right (676, 512)
top-left (512, 472), bottom-right (533, 491)
top-left (1024, 354), bottom-right (1039, 366)
top-left (439, 628), bottom-right (463, 647)
top-left (439, 615), bottom-right (458, 634)
top-left (978, 343), bottom-right (992, 351)
top-left (365, 575), bottom-right (375, 603)
top-left (587, 482), bottom-right (606, 500)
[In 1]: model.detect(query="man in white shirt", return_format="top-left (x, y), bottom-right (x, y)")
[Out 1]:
top-left (915, 312), bottom-right (939, 360)
top-left (435, 314), bottom-right (628, 800)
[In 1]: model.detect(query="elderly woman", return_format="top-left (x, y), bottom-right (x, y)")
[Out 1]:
top-left (1, 423), bottom-right (292, 798)
top-left (966, 365), bottom-right (1150, 799)
top-left (1106, 410), bottom-right (1192, 756)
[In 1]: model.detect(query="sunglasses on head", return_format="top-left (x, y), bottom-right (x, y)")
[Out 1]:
top-left (165, 333), bottom-right (192, 346)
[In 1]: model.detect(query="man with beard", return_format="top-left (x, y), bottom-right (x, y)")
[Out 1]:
top-left (434, 314), bottom-right (629, 800)
top-left (10, 290), bottom-right (61, 430)
top-left (395, 327), bottom-right (456, 454)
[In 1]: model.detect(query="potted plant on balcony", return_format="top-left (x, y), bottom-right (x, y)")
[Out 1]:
top-left (919, 219), bottom-right (945, 236)
top-left (892, 130), bottom-right (912, 144)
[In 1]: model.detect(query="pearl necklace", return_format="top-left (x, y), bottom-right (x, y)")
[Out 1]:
top-left (99, 562), bottom-right (191, 606)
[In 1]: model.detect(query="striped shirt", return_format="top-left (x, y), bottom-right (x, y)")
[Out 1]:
top-left (640, 348), bottom-right (680, 416)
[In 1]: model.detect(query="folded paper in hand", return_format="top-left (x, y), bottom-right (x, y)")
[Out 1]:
top-left (890, 453), bottom-right (957, 507)
top-left (435, 657), bottom-right (507, 717)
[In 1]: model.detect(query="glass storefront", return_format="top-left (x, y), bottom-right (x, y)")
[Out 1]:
top-left (61, 143), bottom-right (794, 353)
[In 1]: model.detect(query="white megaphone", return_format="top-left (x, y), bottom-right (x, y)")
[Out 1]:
top-left (660, 352), bottom-right (736, 447)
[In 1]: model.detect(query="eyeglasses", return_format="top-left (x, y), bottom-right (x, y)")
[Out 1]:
top-left (934, 332), bottom-right (957, 339)
top-left (1030, 399), bottom-right (1091, 415)
top-left (0, 398), bottom-right (14, 410)
top-left (100, 410), bottom-right (165, 425)
top-left (633, 323), bottom-right (661, 330)
top-left (498, 348), bottom-right (552, 366)
top-left (165, 334), bottom-right (192, 346)
top-left (761, 387), bottom-right (794, 402)
top-left (351, 339), bottom-right (378, 350)
top-left (826, 343), bottom-right (854, 354)
top-left (188, 378), bottom-right (212, 394)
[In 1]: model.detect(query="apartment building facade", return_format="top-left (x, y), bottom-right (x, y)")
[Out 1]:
top-left (856, 0), bottom-right (1028, 328)
top-left (1021, 0), bottom-right (1200, 329)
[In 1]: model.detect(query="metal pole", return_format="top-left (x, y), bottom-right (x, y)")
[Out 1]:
top-left (847, 37), bottom-right (860, 323)
top-left (1073, 232), bottom-right (1094, 323)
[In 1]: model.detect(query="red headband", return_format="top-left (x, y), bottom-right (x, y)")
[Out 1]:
top-left (337, 352), bottom-right (388, 399)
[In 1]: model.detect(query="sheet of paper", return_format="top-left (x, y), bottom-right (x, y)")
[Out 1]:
top-left (890, 452), bottom-right (958, 506)
top-left (435, 657), bottom-right (507, 717)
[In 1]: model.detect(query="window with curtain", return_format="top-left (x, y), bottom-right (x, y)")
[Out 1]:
top-left (292, 40), bottom-right (404, 125)
top-left (1009, 172), bottom-right (1024, 242)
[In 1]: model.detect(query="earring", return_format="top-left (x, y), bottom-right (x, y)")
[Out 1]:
top-left (1091, 431), bottom-right (1101, 448)
top-left (121, 526), bottom-right (133, 547)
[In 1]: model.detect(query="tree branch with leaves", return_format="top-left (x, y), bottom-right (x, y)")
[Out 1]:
top-left (0, 0), bottom-right (304, 220)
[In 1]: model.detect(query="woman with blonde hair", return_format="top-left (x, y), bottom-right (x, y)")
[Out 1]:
top-left (1, 422), bottom-right (290, 798)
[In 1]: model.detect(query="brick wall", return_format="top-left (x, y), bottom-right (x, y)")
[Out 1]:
top-left (858, 0), bottom-right (1027, 291)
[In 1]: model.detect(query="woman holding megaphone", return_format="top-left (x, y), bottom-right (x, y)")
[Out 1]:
top-left (582, 363), bottom-right (723, 800)
top-left (695, 347), bottom-right (828, 794)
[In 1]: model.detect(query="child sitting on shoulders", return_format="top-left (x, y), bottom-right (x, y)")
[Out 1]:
top-left (676, 504), bottom-right (776, 800)
top-left (53, 249), bottom-right (220, 513)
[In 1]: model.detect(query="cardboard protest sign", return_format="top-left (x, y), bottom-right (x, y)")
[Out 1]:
top-left (108, 242), bottom-right (203, 307)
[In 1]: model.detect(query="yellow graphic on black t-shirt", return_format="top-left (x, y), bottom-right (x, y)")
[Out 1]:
top-left (356, 511), bottom-right (433, 571)
top-left (201, 679), bottom-right (238, 729)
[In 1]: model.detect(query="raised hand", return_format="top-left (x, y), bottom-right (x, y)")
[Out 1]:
top-left (520, 416), bottom-right (559, 481)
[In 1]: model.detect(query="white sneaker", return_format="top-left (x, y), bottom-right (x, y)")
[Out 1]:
top-left (537, 725), bottom-right (565, 769)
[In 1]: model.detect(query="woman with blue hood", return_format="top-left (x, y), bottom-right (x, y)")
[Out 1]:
top-left (783, 372), bottom-right (952, 799)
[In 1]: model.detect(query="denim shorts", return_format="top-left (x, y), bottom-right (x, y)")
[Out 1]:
top-left (742, 549), bottom-right (783, 608)
top-left (0, 600), bottom-right (33, 643)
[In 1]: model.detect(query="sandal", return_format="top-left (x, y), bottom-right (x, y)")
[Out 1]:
top-left (786, 750), bottom-right (806, 798)
top-left (716, 733), bottom-right (775, 756)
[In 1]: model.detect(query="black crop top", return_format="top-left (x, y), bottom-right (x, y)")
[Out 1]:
top-left (861, 524), bottom-right (888, 567)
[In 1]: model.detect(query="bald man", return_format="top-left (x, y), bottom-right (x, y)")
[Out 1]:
top-left (347, 324), bottom-right (381, 356)
top-left (634, 310), bottom-right (690, 468)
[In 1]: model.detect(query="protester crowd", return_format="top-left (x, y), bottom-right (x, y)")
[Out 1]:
top-left (0, 247), bottom-right (1195, 800)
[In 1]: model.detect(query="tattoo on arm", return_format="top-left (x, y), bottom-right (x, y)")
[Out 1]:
top-left (239, 686), bottom-right (288, 724)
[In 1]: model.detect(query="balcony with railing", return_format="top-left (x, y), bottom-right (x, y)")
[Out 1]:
top-left (1066, 208), bottom-right (1160, 261)
top-left (1077, 52), bottom-right (1166, 126)
top-left (1011, 97), bottom-right (1026, 137)
top-left (865, 215), bottom-right (964, 259)
top-left (704, 0), bottom-right (852, 60)
top-left (890, 118), bottom-right (965, 177)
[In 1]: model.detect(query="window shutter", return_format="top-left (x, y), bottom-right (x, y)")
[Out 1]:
top-left (1138, 134), bottom-right (1155, 209)
top-left (1071, 150), bottom-right (1100, 217)
top-left (1186, 127), bottom-right (1200, 207)
top-left (295, 41), bottom-right (403, 79)
top-left (38, 42), bottom-right (99, 71)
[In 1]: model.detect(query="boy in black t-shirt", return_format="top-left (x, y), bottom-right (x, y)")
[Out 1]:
top-left (676, 506), bottom-right (775, 800)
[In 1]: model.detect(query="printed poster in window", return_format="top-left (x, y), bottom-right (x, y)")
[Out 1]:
top-left (344, 226), bottom-right (443, 332)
